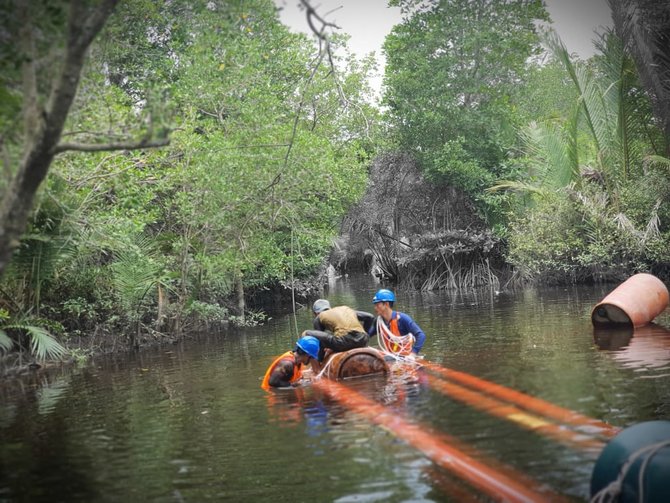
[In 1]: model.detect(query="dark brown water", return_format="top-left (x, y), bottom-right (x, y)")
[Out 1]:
top-left (1, 277), bottom-right (670, 502)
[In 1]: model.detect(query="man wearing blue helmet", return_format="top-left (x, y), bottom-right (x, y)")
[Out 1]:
top-left (261, 335), bottom-right (321, 390)
top-left (369, 289), bottom-right (427, 355)
top-left (302, 299), bottom-right (375, 362)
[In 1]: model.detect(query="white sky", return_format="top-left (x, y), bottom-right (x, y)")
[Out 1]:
top-left (274, 0), bottom-right (613, 98)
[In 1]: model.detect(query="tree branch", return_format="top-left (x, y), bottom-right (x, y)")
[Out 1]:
top-left (52, 138), bottom-right (169, 155)
top-left (300, 0), bottom-right (341, 36)
top-left (45, 0), bottom-right (119, 137)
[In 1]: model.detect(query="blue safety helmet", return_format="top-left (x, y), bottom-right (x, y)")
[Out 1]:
top-left (372, 288), bottom-right (396, 304)
top-left (295, 335), bottom-right (320, 360)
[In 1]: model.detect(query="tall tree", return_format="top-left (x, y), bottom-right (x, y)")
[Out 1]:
top-left (383, 0), bottom-right (549, 186)
top-left (0, 0), bottom-right (168, 279)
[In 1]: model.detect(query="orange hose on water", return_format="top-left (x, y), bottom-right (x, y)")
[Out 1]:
top-left (424, 374), bottom-right (605, 452)
top-left (422, 360), bottom-right (619, 438)
top-left (313, 378), bottom-right (567, 503)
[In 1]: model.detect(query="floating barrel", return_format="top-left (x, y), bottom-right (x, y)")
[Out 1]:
top-left (322, 347), bottom-right (389, 380)
top-left (591, 421), bottom-right (670, 502)
top-left (591, 273), bottom-right (669, 328)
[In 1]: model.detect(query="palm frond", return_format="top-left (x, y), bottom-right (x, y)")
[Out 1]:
top-left (521, 121), bottom-right (578, 189)
top-left (486, 180), bottom-right (548, 196)
top-left (610, 0), bottom-right (670, 151)
top-left (26, 326), bottom-right (66, 361)
top-left (546, 27), bottom-right (654, 180)
top-left (614, 212), bottom-right (641, 237)
top-left (0, 330), bottom-right (13, 353)
top-left (111, 235), bottom-right (163, 310)
top-left (544, 31), bottom-right (604, 154)
top-left (645, 154), bottom-right (670, 169)
top-left (643, 200), bottom-right (661, 242)
top-left (595, 30), bottom-right (649, 178)
top-left (2, 324), bottom-right (66, 360)
top-left (6, 232), bottom-right (78, 314)
top-left (566, 103), bottom-right (580, 174)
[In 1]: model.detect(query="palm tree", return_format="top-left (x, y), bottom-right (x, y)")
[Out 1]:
top-left (609, 0), bottom-right (670, 155)
top-left (490, 30), bottom-right (656, 197)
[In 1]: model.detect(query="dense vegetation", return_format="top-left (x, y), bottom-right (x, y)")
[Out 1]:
top-left (0, 0), bottom-right (376, 361)
top-left (1, 0), bottom-right (669, 363)
top-left (342, 0), bottom-right (670, 288)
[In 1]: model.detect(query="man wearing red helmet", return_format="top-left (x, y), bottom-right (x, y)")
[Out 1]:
top-left (369, 289), bottom-right (427, 355)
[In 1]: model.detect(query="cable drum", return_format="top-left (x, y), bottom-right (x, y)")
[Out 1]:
top-left (319, 347), bottom-right (389, 380)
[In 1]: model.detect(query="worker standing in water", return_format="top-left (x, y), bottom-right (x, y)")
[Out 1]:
top-left (302, 299), bottom-right (375, 364)
top-left (261, 336), bottom-right (321, 390)
top-left (368, 289), bottom-right (427, 356)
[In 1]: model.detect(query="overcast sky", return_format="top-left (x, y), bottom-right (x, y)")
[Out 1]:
top-left (274, 0), bottom-right (613, 97)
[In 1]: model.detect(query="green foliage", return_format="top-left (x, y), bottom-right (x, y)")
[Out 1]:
top-left (496, 29), bottom-right (670, 283)
top-left (0, 309), bottom-right (66, 361)
top-left (507, 173), bottom-right (670, 283)
top-left (111, 235), bottom-right (165, 322)
top-left (0, 0), bottom-right (376, 351)
top-left (383, 0), bottom-right (549, 208)
top-left (513, 55), bottom-right (579, 123)
top-left (183, 301), bottom-right (229, 324)
top-left (429, 138), bottom-right (495, 193)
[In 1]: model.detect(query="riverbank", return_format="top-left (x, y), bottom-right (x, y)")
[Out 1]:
top-left (0, 274), bottom-right (326, 379)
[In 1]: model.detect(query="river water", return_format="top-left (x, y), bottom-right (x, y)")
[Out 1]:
top-left (1, 277), bottom-right (670, 502)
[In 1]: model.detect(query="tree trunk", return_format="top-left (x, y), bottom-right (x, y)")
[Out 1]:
top-left (0, 0), bottom-right (119, 278)
top-left (235, 272), bottom-right (245, 324)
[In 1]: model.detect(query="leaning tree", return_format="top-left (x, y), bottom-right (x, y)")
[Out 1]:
top-left (0, 0), bottom-right (168, 278)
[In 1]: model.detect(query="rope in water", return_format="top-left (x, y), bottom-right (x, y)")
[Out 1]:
top-left (314, 353), bottom-right (337, 380)
top-left (376, 316), bottom-right (416, 363)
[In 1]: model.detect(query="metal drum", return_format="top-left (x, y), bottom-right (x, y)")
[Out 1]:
top-left (591, 273), bottom-right (669, 328)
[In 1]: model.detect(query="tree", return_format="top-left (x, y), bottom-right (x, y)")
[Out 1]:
top-left (0, 0), bottom-right (168, 279)
top-left (495, 31), bottom-right (670, 283)
top-left (3, 0), bottom-right (375, 339)
top-left (383, 0), bottom-right (549, 189)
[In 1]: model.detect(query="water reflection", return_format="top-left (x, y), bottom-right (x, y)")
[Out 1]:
top-left (264, 361), bottom-right (428, 429)
top-left (3, 281), bottom-right (670, 502)
top-left (593, 323), bottom-right (670, 373)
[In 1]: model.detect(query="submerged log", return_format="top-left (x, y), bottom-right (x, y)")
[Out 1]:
top-left (321, 347), bottom-right (389, 380)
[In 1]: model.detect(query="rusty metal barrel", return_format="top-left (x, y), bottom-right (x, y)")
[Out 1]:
top-left (591, 273), bottom-right (669, 328)
top-left (322, 347), bottom-right (389, 380)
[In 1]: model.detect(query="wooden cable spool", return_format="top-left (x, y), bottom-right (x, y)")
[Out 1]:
top-left (321, 347), bottom-right (389, 380)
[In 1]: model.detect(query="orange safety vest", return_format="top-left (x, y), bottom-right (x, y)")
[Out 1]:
top-left (389, 311), bottom-right (401, 336)
top-left (261, 351), bottom-right (303, 391)
top-left (386, 312), bottom-right (412, 356)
